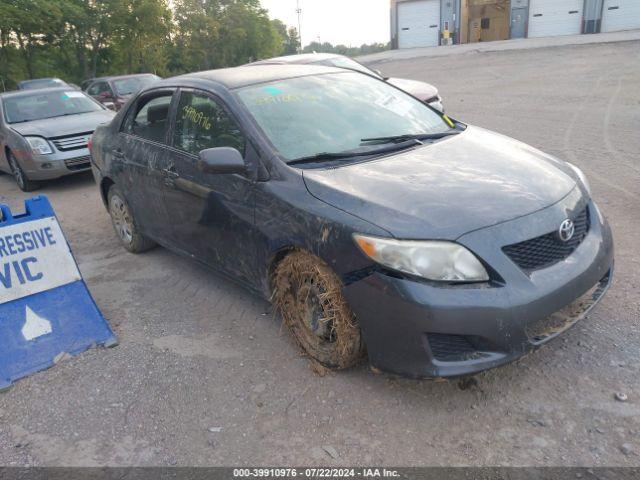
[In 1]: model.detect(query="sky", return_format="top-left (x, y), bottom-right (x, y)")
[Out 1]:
top-left (260, 0), bottom-right (390, 47)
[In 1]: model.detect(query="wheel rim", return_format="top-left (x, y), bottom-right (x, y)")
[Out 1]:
top-left (110, 195), bottom-right (134, 244)
top-left (299, 283), bottom-right (337, 345)
top-left (8, 155), bottom-right (25, 189)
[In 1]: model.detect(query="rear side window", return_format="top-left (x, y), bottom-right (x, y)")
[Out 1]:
top-left (88, 82), bottom-right (111, 96)
top-left (123, 93), bottom-right (173, 144)
top-left (173, 91), bottom-right (245, 156)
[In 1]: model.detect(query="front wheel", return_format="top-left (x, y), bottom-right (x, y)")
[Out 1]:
top-left (107, 185), bottom-right (156, 253)
top-left (273, 250), bottom-right (366, 370)
top-left (7, 151), bottom-right (40, 192)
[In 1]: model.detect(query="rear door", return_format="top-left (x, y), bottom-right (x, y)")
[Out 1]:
top-left (87, 81), bottom-right (114, 107)
top-left (115, 89), bottom-right (177, 241)
top-left (160, 88), bottom-right (257, 284)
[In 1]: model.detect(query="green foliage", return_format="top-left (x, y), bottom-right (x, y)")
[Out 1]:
top-left (302, 41), bottom-right (390, 57)
top-left (0, 0), bottom-right (385, 91)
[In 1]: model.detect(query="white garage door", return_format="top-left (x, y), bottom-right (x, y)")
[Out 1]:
top-left (398, 0), bottom-right (440, 48)
top-left (602, 0), bottom-right (640, 32)
top-left (528, 0), bottom-right (584, 38)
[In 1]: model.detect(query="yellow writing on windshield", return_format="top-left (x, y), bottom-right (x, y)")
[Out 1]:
top-left (182, 106), bottom-right (212, 131)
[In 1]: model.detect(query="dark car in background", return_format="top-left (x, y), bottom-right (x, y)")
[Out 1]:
top-left (90, 65), bottom-right (612, 379)
top-left (17, 77), bottom-right (71, 91)
top-left (250, 53), bottom-right (444, 112)
top-left (85, 74), bottom-right (161, 111)
top-left (0, 87), bottom-right (114, 191)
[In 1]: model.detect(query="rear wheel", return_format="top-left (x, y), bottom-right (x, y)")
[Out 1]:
top-left (107, 185), bottom-right (155, 253)
top-left (273, 250), bottom-right (365, 370)
top-left (7, 151), bottom-right (40, 192)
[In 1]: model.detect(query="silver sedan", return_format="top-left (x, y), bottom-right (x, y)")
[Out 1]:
top-left (0, 87), bottom-right (114, 191)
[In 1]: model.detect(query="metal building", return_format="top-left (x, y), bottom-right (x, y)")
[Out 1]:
top-left (390, 0), bottom-right (640, 48)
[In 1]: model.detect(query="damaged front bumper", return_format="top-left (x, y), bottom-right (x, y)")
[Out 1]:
top-left (343, 200), bottom-right (614, 378)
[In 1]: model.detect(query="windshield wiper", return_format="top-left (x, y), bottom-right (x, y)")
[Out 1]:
top-left (288, 138), bottom-right (423, 166)
top-left (361, 131), bottom-right (460, 145)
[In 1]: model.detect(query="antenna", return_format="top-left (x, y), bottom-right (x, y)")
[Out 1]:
top-left (296, 0), bottom-right (303, 52)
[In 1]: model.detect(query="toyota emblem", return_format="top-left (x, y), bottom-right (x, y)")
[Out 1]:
top-left (558, 219), bottom-right (575, 242)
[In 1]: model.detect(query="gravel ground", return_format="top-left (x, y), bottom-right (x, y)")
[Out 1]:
top-left (0, 39), bottom-right (639, 467)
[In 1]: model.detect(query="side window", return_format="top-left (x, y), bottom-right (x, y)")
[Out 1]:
top-left (87, 82), bottom-right (103, 96)
top-left (123, 93), bottom-right (173, 144)
top-left (173, 91), bottom-right (245, 156)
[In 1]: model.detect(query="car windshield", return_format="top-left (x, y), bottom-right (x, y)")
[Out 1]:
top-left (237, 72), bottom-right (452, 161)
top-left (113, 75), bottom-right (160, 95)
top-left (2, 90), bottom-right (103, 124)
top-left (20, 79), bottom-right (67, 90)
top-left (315, 57), bottom-right (379, 78)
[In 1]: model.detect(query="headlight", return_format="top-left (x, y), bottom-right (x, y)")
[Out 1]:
top-left (567, 162), bottom-right (591, 195)
top-left (25, 136), bottom-right (53, 155)
top-left (353, 234), bottom-right (489, 283)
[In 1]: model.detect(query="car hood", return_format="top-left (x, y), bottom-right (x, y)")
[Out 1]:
top-left (386, 77), bottom-right (438, 101)
top-left (9, 110), bottom-right (115, 138)
top-left (302, 126), bottom-right (578, 239)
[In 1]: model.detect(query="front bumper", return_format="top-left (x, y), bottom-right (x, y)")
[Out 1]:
top-left (343, 195), bottom-right (614, 378)
top-left (20, 147), bottom-right (92, 180)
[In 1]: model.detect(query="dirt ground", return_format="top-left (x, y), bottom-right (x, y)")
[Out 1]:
top-left (0, 39), bottom-right (639, 467)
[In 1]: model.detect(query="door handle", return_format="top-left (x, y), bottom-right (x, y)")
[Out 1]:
top-left (161, 165), bottom-right (179, 179)
top-left (161, 165), bottom-right (179, 187)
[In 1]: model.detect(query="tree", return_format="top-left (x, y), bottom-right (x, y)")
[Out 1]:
top-left (1, 0), bottom-right (63, 79)
top-left (272, 19), bottom-right (299, 55)
top-left (0, 0), bottom-right (311, 88)
top-left (112, 0), bottom-right (172, 75)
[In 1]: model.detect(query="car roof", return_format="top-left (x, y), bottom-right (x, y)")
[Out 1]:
top-left (167, 64), bottom-right (345, 90)
top-left (0, 87), bottom-right (79, 100)
top-left (249, 53), bottom-right (342, 66)
top-left (100, 73), bottom-right (158, 82)
top-left (18, 77), bottom-right (65, 84)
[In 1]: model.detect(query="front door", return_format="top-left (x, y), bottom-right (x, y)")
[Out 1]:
top-left (116, 90), bottom-right (176, 242)
top-left (161, 88), bottom-right (257, 285)
top-left (511, 7), bottom-right (527, 38)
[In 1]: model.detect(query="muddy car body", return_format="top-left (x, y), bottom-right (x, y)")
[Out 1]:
top-left (90, 65), bottom-right (613, 378)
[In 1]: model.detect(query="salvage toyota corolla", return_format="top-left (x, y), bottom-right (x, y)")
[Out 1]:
top-left (90, 65), bottom-right (614, 378)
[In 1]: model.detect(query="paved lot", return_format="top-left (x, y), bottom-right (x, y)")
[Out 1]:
top-left (1, 39), bottom-right (639, 467)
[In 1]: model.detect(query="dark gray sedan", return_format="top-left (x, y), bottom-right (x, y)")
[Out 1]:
top-left (90, 65), bottom-right (613, 378)
top-left (0, 87), bottom-right (115, 191)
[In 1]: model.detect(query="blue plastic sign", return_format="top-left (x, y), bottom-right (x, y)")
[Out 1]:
top-left (0, 196), bottom-right (117, 390)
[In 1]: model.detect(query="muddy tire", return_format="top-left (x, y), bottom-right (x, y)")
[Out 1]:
top-left (273, 250), bottom-right (365, 370)
top-left (107, 184), bottom-right (156, 253)
top-left (7, 151), bottom-right (40, 192)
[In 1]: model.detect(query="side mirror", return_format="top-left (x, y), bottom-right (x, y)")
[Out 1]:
top-left (198, 147), bottom-right (247, 175)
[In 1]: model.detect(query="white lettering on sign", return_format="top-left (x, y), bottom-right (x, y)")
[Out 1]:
top-left (0, 216), bottom-right (81, 305)
top-left (22, 306), bottom-right (53, 341)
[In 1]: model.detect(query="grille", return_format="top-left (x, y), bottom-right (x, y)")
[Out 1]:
top-left (50, 132), bottom-right (93, 152)
top-left (426, 334), bottom-right (489, 362)
top-left (64, 156), bottom-right (91, 171)
top-left (503, 207), bottom-right (590, 273)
